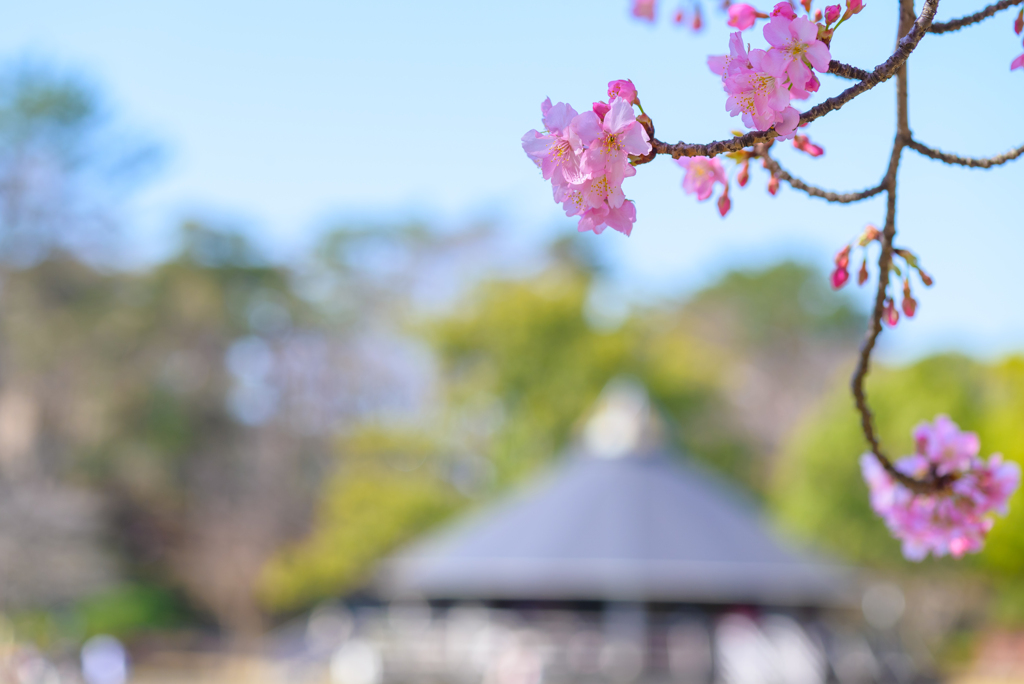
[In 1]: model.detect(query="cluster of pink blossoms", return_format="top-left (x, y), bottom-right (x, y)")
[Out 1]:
top-left (861, 416), bottom-right (1020, 561)
top-left (709, 2), bottom-right (835, 138)
top-left (521, 81), bottom-right (652, 236)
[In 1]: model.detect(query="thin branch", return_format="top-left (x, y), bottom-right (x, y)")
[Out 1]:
top-left (828, 60), bottom-right (872, 81)
top-left (907, 139), bottom-right (1024, 168)
top-left (928, 0), bottom-right (1024, 33)
top-left (759, 149), bottom-right (886, 203)
top-left (646, 0), bottom-right (941, 161)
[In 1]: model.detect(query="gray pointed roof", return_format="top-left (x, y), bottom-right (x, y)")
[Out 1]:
top-left (376, 385), bottom-right (854, 607)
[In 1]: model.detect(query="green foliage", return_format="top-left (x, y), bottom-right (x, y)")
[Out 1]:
top-left (772, 354), bottom-right (1024, 575)
top-left (75, 584), bottom-right (188, 638)
top-left (257, 428), bottom-right (462, 612)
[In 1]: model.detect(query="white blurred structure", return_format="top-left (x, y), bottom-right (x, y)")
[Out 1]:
top-left (81, 635), bottom-right (128, 684)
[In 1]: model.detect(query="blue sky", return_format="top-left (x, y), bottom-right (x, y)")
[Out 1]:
top-left (3, 0), bottom-right (1022, 360)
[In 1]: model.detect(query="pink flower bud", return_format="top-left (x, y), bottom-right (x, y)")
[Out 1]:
top-left (902, 295), bottom-right (917, 318)
top-left (800, 0), bottom-right (812, 13)
top-left (608, 79), bottom-right (639, 105)
top-left (846, 0), bottom-right (863, 14)
top-left (825, 4), bottom-right (841, 22)
top-left (632, 0), bottom-right (657, 21)
top-left (674, 8), bottom-right (685, 23)
top-left (718, 189), bottom-right (732, 216)
top-left (793, 135), bottom-right (825, 157)
top-left (835, 247), bottom-right (851, 270)
top-left (592, 101), bottom-right (611, 121)
top-left (814, 9), bottom-right (823, 21)
top-left (737, 161), bottom-right (750, 187)
top-left (804, 71), bottom-right (821, 93)
top-left (771, 2), bottom-right (796, 19)
top-left (857, 259), bottom-right (869, 285)
top-left (830, 266), bottom-right (849, 289)
top-left (692, 6), bottom-right (703, 30)
top-left (767, 176), bottom-right (779, 195)
top-left (727, 3), bottom-right (759, 29)
top-left (919, 270), bottom-right (934, 286)
top-left (884, 298), bottom-right (899, 326)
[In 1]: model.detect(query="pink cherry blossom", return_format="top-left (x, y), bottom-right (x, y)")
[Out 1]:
top-left (861, 416), bottom-right (1021, 561)
top-left (578, 200), bottom-right (638, 236)
top-left (608, 79), bottom-right (639, 105)
top-left (763, 14), bottom-right (832, 90)
top-left (728, 3), bottom-right (759, 30)
top-left (724, 49), bottom-right (800, 137)
top-left (793, 134), bottom-right (824, 156)
top-left (677, 156), bottom-right (728, 201)
top-left (709, 32), bottom-right (753, 81)
top-left (521, 99), bottom-right (587, 186)
top-left (575, 98), bottom-right (652, 185)
top-left (913, 414), bottom-right (980, 476)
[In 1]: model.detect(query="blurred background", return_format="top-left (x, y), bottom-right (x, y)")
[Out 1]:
top-left (0, 1), bottom-right (1022, 683)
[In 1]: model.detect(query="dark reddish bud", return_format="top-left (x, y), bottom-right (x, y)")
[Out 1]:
top-left (692, 6), bottom-right (703, 30)
top-left (737, 160), bottom-right (750, 187)
top-left (883, 298), bottom-right (899, 326)
top-left (902, 295), bottom-right (917, 318)
top-left (1015, 8), bottom-right (1023, 35)
top-left (857, 259), bottom-right (869, 285)
top-left (830, 266), bottom-right (850, 289)
top-left (767, 175), bottom-right (779, 195)
top-left (919, 270), bottom-right (934, 287)
top-left (801, 0), bottom-right (812, 12)
top-left (717, 188), bottom-right (732, 217)
top-left (674, 8), bottom-right (685, 23)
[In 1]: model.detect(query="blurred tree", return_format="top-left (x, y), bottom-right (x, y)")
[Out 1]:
top-left (0, 62), bottom-right (158, 265)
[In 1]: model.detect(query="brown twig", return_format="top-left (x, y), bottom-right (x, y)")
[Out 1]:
top-left (848, 0), bottom-right (956, 495)
top-left (642, 0), bottom-right (941, 162)
top-left (828, 60), bottom-right (872, 81)
top-left (928, 0), bottom-right (1024, 33)
top-left (759, 149), bottom-right (886, 203)
top-left (907, 139), bottom-right (1024, 168)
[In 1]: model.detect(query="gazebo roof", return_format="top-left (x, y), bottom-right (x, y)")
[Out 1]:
top-left (376, 384), bottom-right (854, 607)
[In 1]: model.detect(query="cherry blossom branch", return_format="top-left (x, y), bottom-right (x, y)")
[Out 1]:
top-left (758, 148), bottom-right (886, 203)
top-left (849, 0), bottom-right (955, 495)
top-left (907, 139), bottom-right (1024, 168)
top-left (646, 0), bottom-right (940, 161)
top-left (827, 60), bottom-right (872, 81)
top-left (928, 0), bottom-right (1024, 33)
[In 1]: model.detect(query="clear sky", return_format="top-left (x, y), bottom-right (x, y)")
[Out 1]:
top-left (2, 0), bottom-right (1022, 360)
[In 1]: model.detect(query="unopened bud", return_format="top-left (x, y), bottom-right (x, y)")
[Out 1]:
top-left (830, 266), bottom-right (850, 289)
top-left (858, 224), bottom-right (880, 245)
top-left (814, 8), bottom-right (823, 20)
top-left (919, 270), bottom-right (934, 287)
top-left (1015, 8), bottom-right (1023, 35)
top-left (883, 298), bottom-right (899, 327)
top-left (768, 175), bottom-right (779, 195)
top-left (858, 259), bottom-right (869, 285)
top-left (801, 0), bottom-right (812, 12)
top-left (793, 134), bottom-right (824, 157)
top-left (824, 3), bottom-right (841, 22)
top-left (692, 6), bottom-right (703, 30)
top-left (835, 244), bottom-right (851, 269)
top-left (717, 188), bottom-right (732, 217)
top-left (674, 8), bottom-right (685, 23)
top-left (902, 295), bottom-right (917, 318)
top-left (737, 160), bottom-right (750, 187)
